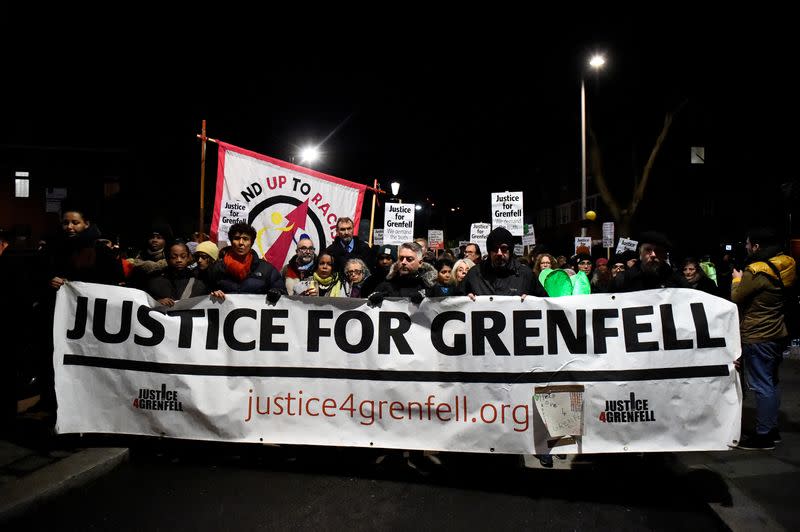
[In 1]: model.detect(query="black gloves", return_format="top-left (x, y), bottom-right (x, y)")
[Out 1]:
top-left (367, 291), bottom-right (385, 306)
top-left (266, 288), bottom-right (282, 304)
top-left (409, 291), bottom-right (424, 305)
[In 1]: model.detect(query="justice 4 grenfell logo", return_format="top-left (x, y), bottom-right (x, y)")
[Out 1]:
top-left (132, 384), bottom-right (184, 412)
top-left (599, 392), bottom-right (656, 423)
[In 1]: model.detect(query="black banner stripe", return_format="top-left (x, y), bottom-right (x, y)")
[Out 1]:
top-left (63, 355), bottom-right (729, 383)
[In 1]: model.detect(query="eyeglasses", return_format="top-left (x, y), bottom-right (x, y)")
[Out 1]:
top-left (398, 256), bottom-right (417, 262)
top-left (490, 244), bottom-right (510, 253)
top-left (297, 246), bottom-right (315, 252)
top-left (612, 264), bottom-right (625, 271)
top-left (345, 269), bottom-right (363, 276)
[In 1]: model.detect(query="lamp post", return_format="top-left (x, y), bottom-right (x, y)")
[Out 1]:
top-left (581, 54), bottom-right (606, 237)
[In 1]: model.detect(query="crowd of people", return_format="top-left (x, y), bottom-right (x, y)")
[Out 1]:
top-left (0, 206), bottom-right (797, 458)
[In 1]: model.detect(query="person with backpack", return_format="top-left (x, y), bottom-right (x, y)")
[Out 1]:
top-left (731, 227), bottom-right (797, 450)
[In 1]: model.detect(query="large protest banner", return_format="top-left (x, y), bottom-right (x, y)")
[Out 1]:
top-left (55, 282), bottom-right (742, 454)
top-left (211, 142), bottom-right (367, 269)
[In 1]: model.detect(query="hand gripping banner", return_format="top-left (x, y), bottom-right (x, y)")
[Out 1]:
top-left (55, 283), bottom-right (742, 454)
top-left (211, 141), bottom-right (367, 269)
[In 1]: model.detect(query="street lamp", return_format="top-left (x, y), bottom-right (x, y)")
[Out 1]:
top-left (391, 181), bottom-right (400, 196)
top-left (298, 145), bottom-right (321, 165)
top-left (581, 53), bottom-right (606, 236)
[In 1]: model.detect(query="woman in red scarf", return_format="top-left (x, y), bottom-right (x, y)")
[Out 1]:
top-left (207, 223), bottom-right (285, 300)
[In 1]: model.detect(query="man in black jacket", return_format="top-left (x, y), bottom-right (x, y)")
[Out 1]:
top-left (372, 242), bottom-right (436, 301)
top-left (612, 231), bottom-right (688, 292)
top-left (462, 227), bottom-right (546, 299)
top-left (324, 217), bottom-right (374, 274)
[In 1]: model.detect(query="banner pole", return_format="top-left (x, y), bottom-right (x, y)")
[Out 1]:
top-left (198, 120), bottom-right (207, 235)
top-left (368, 179), bottom-right (378, 247)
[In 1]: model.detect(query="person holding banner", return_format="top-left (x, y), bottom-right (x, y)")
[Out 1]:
top-left (208, 223), bottom-right (284, 301)
top-left (462, 227), bottom-right (546, 299)
top-left (282, 234), bottom-right (318, 295)
top-left (325, 217), bottom-right (374, 274)
top-left (370, 242), bottom-right (436, 303)
top-left (145, 241), bottom-right (210, 307)
top-left (342, 258), bottom-right (370, 298)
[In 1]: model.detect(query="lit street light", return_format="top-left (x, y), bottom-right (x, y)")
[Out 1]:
top-left (581, 53), bottom-right (606, 237)
top-left (299, 145), bottom-right (321, 165)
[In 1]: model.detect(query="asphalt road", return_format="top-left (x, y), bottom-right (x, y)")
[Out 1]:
top-left (6, 440), bottom-right (728, 531)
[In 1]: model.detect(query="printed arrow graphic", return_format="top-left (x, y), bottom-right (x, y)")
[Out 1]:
top-left (263, 200), bottom-right (309, 269)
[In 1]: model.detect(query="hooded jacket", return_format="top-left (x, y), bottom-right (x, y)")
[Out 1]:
top-left (732, 247), bottom-right (796, 343)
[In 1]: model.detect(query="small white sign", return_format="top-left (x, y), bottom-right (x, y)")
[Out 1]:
top-left (602, 222), bottom-right (615, 248)
top-left (384, 203), bottom-right (414, 245)
top-left (616, 237), bottom-right (639, 254)
top-left (574, 236), bottom-right (592, 255)
top-left (428, 229), bottom-right (444, 250)
top-left (373, 229), bottom-right (384, 247)
top-left (514, 244), bottom-right (525, 256)
top-left (491, 191), bottom-right (524, 236)
top-left (691, 147), bottom-right (705, 164)
top-left (470, 223), bottom-right (492, 256)
top-left (534, 385), bottom-right (585, 440)
top-left (522, 224), bottom-right (536, 246)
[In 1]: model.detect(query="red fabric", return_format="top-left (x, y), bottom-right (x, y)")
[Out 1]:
top-left (224, 252), bottom-right (253, 281)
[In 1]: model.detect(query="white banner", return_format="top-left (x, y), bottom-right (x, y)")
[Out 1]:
top-left (470, 223), bottom-right (491, 256)
top-left (491, 191), bottom-right (524, 236)
top-left (211, 142), bottom-right (367, 270)
top-left (383, 203), bottom-right (414, 245)
top-left (55, 283), bottom-right (742, 454)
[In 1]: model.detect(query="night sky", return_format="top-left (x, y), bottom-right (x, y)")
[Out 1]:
top-left (2, 13), bottom-right (796, 255)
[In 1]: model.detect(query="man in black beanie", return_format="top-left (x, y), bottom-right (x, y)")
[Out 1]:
top-left (612, 231), bottom-right (687, 292)
top-left (462, 227), bottom-right (546, 298)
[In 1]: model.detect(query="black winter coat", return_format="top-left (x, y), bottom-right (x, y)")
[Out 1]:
top-left (462, 257), bottom-right (546, 297)
top-left (207, 248), bottom-right (285, 294)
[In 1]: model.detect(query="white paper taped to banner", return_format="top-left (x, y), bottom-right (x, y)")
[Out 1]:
top-left (54, 282), bottom-right (742, 455)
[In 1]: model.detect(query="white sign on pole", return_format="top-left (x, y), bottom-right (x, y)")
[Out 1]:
top-left (522, 224), bottom-right (536, 246)
top-left (373, 229), bottom-right (384, 247)
top-left (470, 223), bottom-right (491, 256)
top-left (513, 244), bottom-right (525, 256)
top-left (384, 203), bottom-right (414, 245)
top-left (602, 222), bottom-right (615, 248)
top-left (428, 229), bottom-right (444, 250)
top-left (491, 191), bottom-right (524, 236)
top-left (574, 237), bottom-right (592, 255)
top-left (616, 237), bottom-right (639, 254)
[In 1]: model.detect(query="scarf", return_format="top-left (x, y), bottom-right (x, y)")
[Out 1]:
top-left (313, 271), bottom-right (342, 297)
top-left (223, 252), bottom-right (253, 282)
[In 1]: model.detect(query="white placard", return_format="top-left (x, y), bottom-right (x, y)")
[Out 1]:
top-left (574, 237), bottom-right (592, 255)
top-left (602, 222), bottom-right (615, 248)
top-left (373, 229), bottom-right (384, 246)
top-left (491, 191), bottom-right (524, 236)
top-left (428, 229), bottom-right (444, 250)
top-left (383, 203), bottom-right (414, 245)
top-left (470, 223), bottom-right (491, 256)
top-left (522, 224), bottom-right (536, 246)
top-left (616, 237), bottom-right (639, 254)
top-left (55, 282), bottom-right (742, 455)
top-left (514, 244), bottom-right (525, 256)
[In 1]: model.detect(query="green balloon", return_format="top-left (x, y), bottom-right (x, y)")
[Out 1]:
top-left (540, 268), bottom-right (574, 297)
top-left (571, 271), bottom-right (592, 295)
